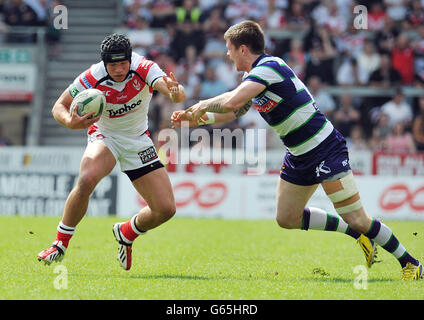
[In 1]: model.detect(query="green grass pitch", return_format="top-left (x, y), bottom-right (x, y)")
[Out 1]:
top-left (0, 216), bottom-right (423, 300)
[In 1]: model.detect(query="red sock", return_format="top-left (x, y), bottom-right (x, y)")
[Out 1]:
top-left (120, 215), bottom-right (146, 243)
top-left (56, 222), bottom-right (75, 248)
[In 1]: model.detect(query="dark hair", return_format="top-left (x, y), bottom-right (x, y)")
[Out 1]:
top-left (101, 33), bottom-right (132, 64)
top-left (224, 20), bottom-right (265, 55)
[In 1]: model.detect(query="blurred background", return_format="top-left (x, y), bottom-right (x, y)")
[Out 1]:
top-left (0, 0), bottom-right (423, 220)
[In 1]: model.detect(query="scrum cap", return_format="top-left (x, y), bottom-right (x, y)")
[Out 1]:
top-left (101, 33), bottom-right (132, 64)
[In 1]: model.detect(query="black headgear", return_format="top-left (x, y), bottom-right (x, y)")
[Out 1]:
top-left (100, 33), bottom-right (132, 64)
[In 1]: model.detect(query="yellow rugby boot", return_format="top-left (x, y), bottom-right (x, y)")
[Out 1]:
top-left (402, 262), bottom-right (423, 280)
top-left (357, 234), bottom-right (378, 268)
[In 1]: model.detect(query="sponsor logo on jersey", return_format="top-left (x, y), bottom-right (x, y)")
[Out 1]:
top-left (82, 75), bottom-right (93, 88)
top-left (106, 99), bottom-right (142, 118)
top-left (252, 92), bottom-right (279, 113)
top-left (132, 79), bottom-right (141, 91)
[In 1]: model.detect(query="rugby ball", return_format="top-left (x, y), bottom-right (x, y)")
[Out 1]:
top-left (70, 88), bottom-right (105, 119)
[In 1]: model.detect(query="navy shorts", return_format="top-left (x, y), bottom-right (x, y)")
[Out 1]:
top-left (280, 129), bottom-right (351, 186)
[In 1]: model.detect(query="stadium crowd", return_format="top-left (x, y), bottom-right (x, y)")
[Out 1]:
top-left (1, 0), bottom-right (424, 152)
top-left (120, 0), bottom-right (424, 152)
top-left (0, 0), bottom-right (62, 45)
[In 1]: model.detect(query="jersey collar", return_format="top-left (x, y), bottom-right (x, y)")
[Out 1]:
top-left (251, 53), bottom-right (271, 68)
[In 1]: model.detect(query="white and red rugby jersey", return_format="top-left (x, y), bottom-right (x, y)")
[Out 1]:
top-left (68, 52), bottom-right (166, 138)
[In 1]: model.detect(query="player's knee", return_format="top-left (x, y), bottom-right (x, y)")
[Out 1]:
top-left (76, 172), bottom-right (101, 195)
top-left (275, 214), bottom-right (297, 229)
top-left (157, 201), bottom-right (176, 222)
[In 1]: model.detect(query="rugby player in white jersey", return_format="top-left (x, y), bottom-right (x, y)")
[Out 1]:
top-left (38, 34), bottom-right (186, 270)
top-left (172, 21), bottom-right (422, 280)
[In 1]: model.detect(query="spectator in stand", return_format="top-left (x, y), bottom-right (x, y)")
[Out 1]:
top-left (413, 25), bottom-right (424, 87)
top-left (322, 1), bottom-right (347, 36)
top-left (380, 87), bottom-right (413, 128)
top-left (176, 44), bottom-right (204, 79)
top-left (391, 33), bottom-right (415, 85)
top-left (311, 0), bottom-right (330, 27)
top-left (123, 0), bottom-right (153, 29)
top-left (26, 0), bottom-right (49, 26)
top-left (175, 0), bottom-right (202, 26)
top-left (152, 50), bottom-right (176, 77)
top-left (202, 6), bottom-right (228, 39)
top-left (174, 44), bottom-right (204, 102)
top-left (374, 16), bottom-right (398, 55)
top-left (356, 40), bottom-right (381, 85)
top-left (367, 2), bottom-right (387, 32)
top-left (215, 56), bottom-right (241, 90)
top-left (385, 121), bottom-right (416, 153)
top-left (199, 65), bottom-right (228, 99)
top-left (262, 0), bottom-right (285, 30)
top-left (224, 0), bottom-right (265, 25)
top-left (198, 0), bottom-right (221, 13)
top-left (170, 18), bottom-right (205, 62)
top-left (384, 0), bottom-right (408, 22)
top-left (283, 38), bottom-right (306, 80)
top-left (304, 27), bottom-right (336, 85)
top-left (369, 113), bottom-right (392, 151)
top-left (369, 53), bottom-right (402, 89)
top-left (284, 0), bottom-right (310, 31)
top-left (3, 0), bottom-right (38, 42)
top-left (127, 16), bottom-right (155, 56)
top-left (307, 75), bottom-right (336, 120)
top-left (336, 55), bottom-right (361, 86)
top-left (412, 96), bottom-right (424, 151)
top-left (404, 0), bottom-right (424, 29)
top-left (146, 31), bottom-right (171, 59)
top-left (149, 0), bottom-right (175, 28)
top-left (368, 52), bottom-right (402, 108)
top-left (202, 32), bottom-right (227, 67)
top-left (334, 19), bottom-right (366, 58)
top-left (332, 94), bottom-right (360, 138)
top-left (346, 125), bottom-right (370, 151)
top-left (169, 0), bottom-right (206, 63)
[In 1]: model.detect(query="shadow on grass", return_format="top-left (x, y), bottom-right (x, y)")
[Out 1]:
top-left (302, 277), bottom-right (396, 283)
top-left (69, 273), bottom-right (228, 281)
top-left (69, 272), bottom-right (396, 283)
top-left (130, 274), bottom-right (221, 281)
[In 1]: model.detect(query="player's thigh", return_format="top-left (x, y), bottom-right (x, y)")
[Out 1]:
top-left (131, 167), bottom-right (176, 214)
top-left (78, 142), bottom-right (117, 190)
top-left (276, 178), bottom-right (318, 221)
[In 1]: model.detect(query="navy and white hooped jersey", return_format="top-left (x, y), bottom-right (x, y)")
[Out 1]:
top-left (243, 54), bottom-right (335, 156)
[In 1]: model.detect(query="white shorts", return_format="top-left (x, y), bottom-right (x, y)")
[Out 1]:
top-left (87, 125), bottom-right (161, 172)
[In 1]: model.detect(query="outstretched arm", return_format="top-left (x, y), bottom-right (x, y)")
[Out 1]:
top-left (172, 80), bottom-right (265, 127)
top-left (153, 72), bottom-right (186, 103)
top-left (171, 100), bottom-right (252, 128)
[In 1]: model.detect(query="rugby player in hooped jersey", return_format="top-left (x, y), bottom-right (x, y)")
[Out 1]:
top-left (38, 34), bottom-right (186, 270)
top-left (171, 21), bottom-right (422, 280)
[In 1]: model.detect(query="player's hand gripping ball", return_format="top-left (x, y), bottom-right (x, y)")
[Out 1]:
top-left (70, 88), bottom-right (105, 119)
